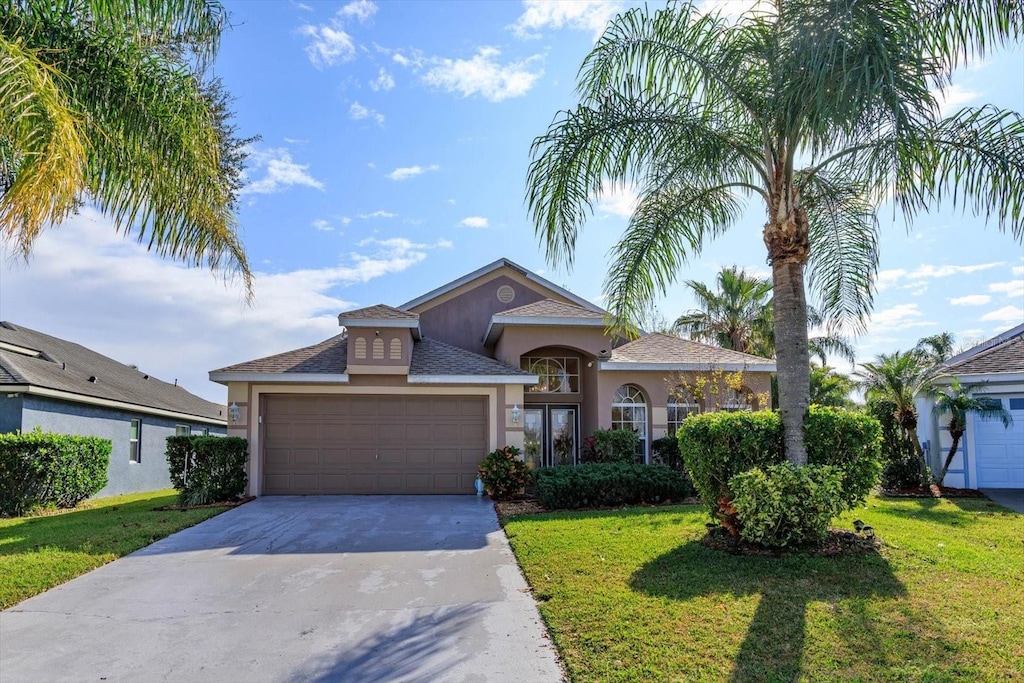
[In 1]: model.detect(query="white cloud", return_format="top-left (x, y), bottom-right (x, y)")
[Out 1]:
top-left (422, 47), bottom-right (543, 102)
top-left (865, 303), bottom-right (934, 335)
top-left (597, 184), bottom-right (637, 218)
top-left (311, 219), bottom-right (333, 232)
top-left (370, 67), bottom-right (395, 91)
top-left (989, 279), bottom-right (1024, 299)
top-left (386, 164), bottom-right (439, 181)
top-left (1013, 265), bottom-right (1024, 276)
top-left (932, 83), bottom-right (981, 117)
top-left (349, 101), bottom-right (385, 124)
top-left (341, 0), bottom-right (377, 22)
top-left (0, 210), bottom-right (446, 403)
top-left (299, 22), bottom-right (355, 68)
top-left (980, 305), bottom-right (1024, 323)
top-left (875, 261), bottom-right (1003, 291)
top-left (357, 210), bottom-right (397, 219)
top-left (510, 0), bottom-right (624, 39)
top-left (339, 216), bottom-right (353, 225)
top-left (242, 147), bottom-right (323, 195)
top-left (446, 199), bottom-right (456, 205)
top-left (459, 216), bottom-right (489, 229)
top-left (948, 294), bottom-right (991, 306)
top-left (392, 53), bottom-right (410, 67)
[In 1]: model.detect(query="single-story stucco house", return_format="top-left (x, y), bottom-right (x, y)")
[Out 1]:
top-left (212, 258), bottom-right (775, 497)
top-left (0, 321), bottom-right (227, 496)
top-left (918, 322), bottom-right (1024, 489)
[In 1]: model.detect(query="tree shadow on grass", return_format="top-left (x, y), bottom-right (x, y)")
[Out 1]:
top-left (628, 540), bottom-right (948, 682)
top-left (869, 497), bottom-right (992, 527)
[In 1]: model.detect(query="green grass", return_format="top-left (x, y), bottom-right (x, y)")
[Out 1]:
top-left (0, 490), bottom-right (229, 609)
top-left (504, 495), bottom-right (1024, 682)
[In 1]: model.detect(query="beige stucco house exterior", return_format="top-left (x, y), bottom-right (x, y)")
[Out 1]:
top-left (211, 258), bottom-right (775, 496)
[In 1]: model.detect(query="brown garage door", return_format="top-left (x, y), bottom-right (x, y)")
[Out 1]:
top-left (262, 395), bottom-right (487, 494)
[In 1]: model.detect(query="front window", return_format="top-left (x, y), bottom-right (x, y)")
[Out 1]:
top-left (522, 356), bottom-right (580, 393)
top-left (129, 419), bottom-right (141, 463)
top-left (611, 384), bottom-right (648, 462)
top-left (667, 388), bottom-right (701, 436)
top-left (175, 425), bottom-right (192, 436)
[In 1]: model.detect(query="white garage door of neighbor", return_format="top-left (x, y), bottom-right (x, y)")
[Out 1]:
top-left (974, 395), bottom-right (1024, 489)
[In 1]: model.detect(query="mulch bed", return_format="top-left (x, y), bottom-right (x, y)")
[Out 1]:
top-left (155, 496), bottom-right (255, 511)
top-left (879, 484), bottom-right (987, 499)
top-left (702, 525), bottom-right (882, 557)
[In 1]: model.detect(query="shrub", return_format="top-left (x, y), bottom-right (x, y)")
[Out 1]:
top-left (679, 407), bottom-right (881, 523)
top-left (651, 434), bottom-right (683, 470)
top-left (478, 446), bottom-right (530, 501)
top-left (0, 430), bottom-right (110, 516)
top-left (730, 462), bottom-right (845, 547)
top-left (587, 428), bottom-right (641, 463)
top-left (534, 462), bottom-right (693, 509)
top-left (867, 400), bottom-right (928, 489)
top-left (166, 436), bottom-right (248, 504)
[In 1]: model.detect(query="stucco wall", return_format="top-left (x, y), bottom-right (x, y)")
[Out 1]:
top-left (19, 395), bottom-right (226, 497)
top-left (0, 393), bottom-right (23, 433)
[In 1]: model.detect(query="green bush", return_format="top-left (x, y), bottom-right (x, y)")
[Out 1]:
top-left (166, 436), bottom-right (248, 504)
top-left (867, 400), bottom-right (928, 489)
top-left (0, 430), bottom-right (110, 516)
top-left (679, 407), bottom-right (881, 523)
top-left (478, 446), bottom-right (530, 501)
top-left (651, 434), bottom-right (683, 470)
top-left (534, 462), bottom-right (693, 510)
top-left (581, 429), bottom-right (641, 463)
top-left (730, 462), bottom-right (845, 547)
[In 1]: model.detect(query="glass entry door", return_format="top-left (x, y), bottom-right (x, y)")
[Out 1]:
top-left (522, 405), bottom-right (578, 468)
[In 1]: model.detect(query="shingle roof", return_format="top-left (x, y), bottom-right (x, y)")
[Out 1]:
top-left (498, 299), bottom-right (606, 319)
top-left (0, 321), bottom-right (225, 422)
top-left (410, 338), bottom-right (532, 377)
top-left (212, 335), bottom-right (348, 374)
top-left (608, 333), bottom-right (776, 367)
top-left (944, 334), bottom-right (1024, 375)
top-left (338, 304), bottom-right (419, 321)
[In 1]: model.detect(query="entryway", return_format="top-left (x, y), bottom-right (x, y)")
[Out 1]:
top-left (523, 404), bottom-right (579, 468)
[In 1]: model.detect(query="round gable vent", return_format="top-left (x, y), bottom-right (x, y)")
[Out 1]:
top-left (496, 284), bottom-right (516, 304)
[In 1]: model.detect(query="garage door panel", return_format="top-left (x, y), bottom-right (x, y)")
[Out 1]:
top-left (262, 395), bottom-right (487, 494)
top-left (974, 396), bottom-right (1024, 489)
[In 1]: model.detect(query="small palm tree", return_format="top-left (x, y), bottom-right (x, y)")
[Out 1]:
top-left (809, 364), bottom-right (856, 408)
top-left (933, 379), bottom-right (1013, 485)
top-left (1, 0), bottom-right (253, 296)
top-left (674, 266), bottom-right (774, 355)
top-left (857, 351), bottom-right (939, 480)
top-left (916, 332), bottom-right (957, 366)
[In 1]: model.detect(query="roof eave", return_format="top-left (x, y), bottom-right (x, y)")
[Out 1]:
top-left (935, 371), bottom-right (1024, 384)
top-left (407, 374), bottom-right (540, 385)
top-left (599, 361), bottom-right (777, 372)
top-left (208, 372), bottom-right (351, 385)
top-left (3, 384), bottom-right (226, 425)
top-left (483, 316), bottom-right (606, 345)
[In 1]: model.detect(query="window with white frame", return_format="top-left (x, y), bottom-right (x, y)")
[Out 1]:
top-left (611, 384), bottom-right (648, 461)
top-left (521, 356), bottom-right (580, 393)
top-left (202, 427), bottom-right (210, 436)
top-left (667, 388), bottom-right (701, 436)
top-left (175, 424), bottom-right (192, 436)
top-left (722, 386), bottom-right (754, 412)
top-left (129, 419), bottom-right (141, 463)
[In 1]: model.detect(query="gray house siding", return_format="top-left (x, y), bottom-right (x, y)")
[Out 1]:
top-left (0, 394), bottom-right (23, 433)
top-left (16, 395), bottom-right (226, 497)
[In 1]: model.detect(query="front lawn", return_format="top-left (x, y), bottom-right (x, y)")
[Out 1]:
top-left (504, 495), bottom-right (1024, 682)
top-left (0, 490), bottom-right (229, 609)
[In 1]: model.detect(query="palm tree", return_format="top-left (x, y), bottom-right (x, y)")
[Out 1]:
top-left (809, 364), bottom-right (856, 408)
top-left (857, 351), bottom-right (938, 480)
top-left (674, 266), bottom-right (774, 355)
top-left (933, 379), bottom-right (1012, 485)
top-left (525, 1), bottom-right (1024, 465)
top-left (0, 0), bottom-right (253, 296)
top-left (915, 332), bottom-right (957, 366)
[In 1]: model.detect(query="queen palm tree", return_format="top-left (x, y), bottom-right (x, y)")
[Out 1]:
top-left (674, 266), bottom-right (774, 355)
top-left (526, 1), bottom-right (1024, 465)
top-left (0, 0), bottom-right (253, 297)
top-left (857, 351), bottom-right (939, 480)
top-left (809, 364), bottom-right (856, 409)
top-left (915, 332), bottom-right (957, 366)
top-left (933, 379), bottom-right (1012, 485)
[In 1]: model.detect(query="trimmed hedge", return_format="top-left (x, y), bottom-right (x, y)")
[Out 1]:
top-left (679, 407), bottom-right (882, 521)
top-left (166, 436), bottom-right (248, 505)
top-left (0, 430), bottom-right (110, 516)
top-left (580, 429), bottom-right (641, 463)
top-left (534, 462), bottom-right (693, 510)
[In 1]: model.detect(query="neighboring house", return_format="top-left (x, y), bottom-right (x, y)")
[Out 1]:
top-left (211, 258), bottom-right (776, 496)
top-left (918, 322), bottom-right (1024, 489)
top-left (0, 322), bottom-right (227, 496)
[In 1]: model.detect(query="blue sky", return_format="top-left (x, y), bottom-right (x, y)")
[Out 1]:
top-left (0, 0), bottom-right (1022, 403)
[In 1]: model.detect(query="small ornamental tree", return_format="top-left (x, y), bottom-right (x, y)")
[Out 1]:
top-left (478, 446), bottom-right (530, 501)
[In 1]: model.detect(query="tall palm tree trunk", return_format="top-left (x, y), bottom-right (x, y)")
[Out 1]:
top-left (766, 211), bottom-right (811, 466)
top-left (936, 428), bottom-right (964, 485)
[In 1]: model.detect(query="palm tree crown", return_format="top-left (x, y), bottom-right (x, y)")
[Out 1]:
top-left (526, 1), bottom-right (1024, 464)
top-left (674, 266), bottom-right (774, 355)
top-left (0, 0), bottom-right (253, 296)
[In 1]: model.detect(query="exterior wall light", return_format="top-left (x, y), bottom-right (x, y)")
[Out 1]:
top-left (228, 402), bottom-right (241, 424)
top-left (511, 404), bottom-right (521, 425)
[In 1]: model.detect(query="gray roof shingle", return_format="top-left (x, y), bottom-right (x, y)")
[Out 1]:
top-left (609, 333), bottom-right (776, 366)
top-left (410, 338), bottom-right (532, 377)
top-left (944, 335), bottom-right (1024, 376)
top-left (497, 299), bottom-right (606, 319)
top-left (338, 304), bottom-right (420, 321)
top-left (0, 322), bottom-right (225, 421)
top-left (213, 335), bottom-right (349, 374)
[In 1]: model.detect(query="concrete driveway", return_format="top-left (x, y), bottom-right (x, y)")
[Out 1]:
top-left (983, 489), bottom-right (1024, 513)
top-left (0, 496), bottom-right (563, 682)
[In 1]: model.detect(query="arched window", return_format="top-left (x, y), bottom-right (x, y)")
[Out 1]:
top-left (611, 384), bottom-right (648, 462)
top-left (667, 387), bottom-right (701, 436)
top-left (372, 337), bottom-right (385, 360)
top-left (389, 338), bottom-right (402, 360)
top-left (521, 356), bottom-right (580, 393)
top-left (723, 385), bottom-right (755, 412)
top-left (354, 337), bottom-right (367, 360)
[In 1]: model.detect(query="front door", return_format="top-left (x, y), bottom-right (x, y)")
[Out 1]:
top-left (523, 404), bottom-right (579, 468)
